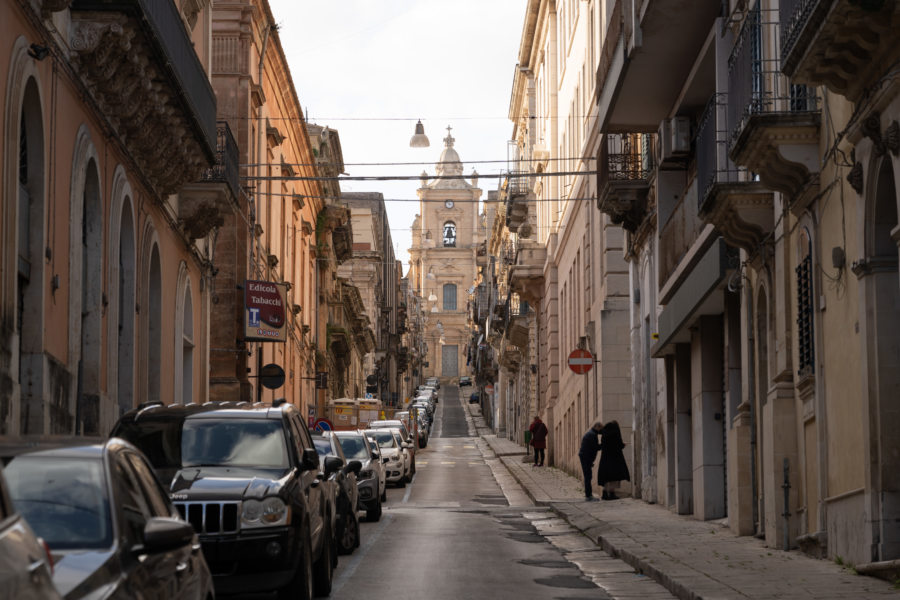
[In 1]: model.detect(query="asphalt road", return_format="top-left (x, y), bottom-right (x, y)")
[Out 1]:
top-left (327, 385), bottom-right (605, 600)
top-left (235, 386), bottom-right (613, 599)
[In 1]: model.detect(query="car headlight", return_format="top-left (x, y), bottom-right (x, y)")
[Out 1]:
top-left (242, 497), bottom-right (291, 528)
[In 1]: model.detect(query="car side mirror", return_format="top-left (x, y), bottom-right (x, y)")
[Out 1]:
top-left (344, 460), bottom-right (362, 476)
top-left (301, 448), bottom-right (320, 471)
top-left (142, 517), bottom-right (194, 554)
top-left (402, 442), bottom-right (411, 449)
top-left (323, 456), bottom-right (344, 476)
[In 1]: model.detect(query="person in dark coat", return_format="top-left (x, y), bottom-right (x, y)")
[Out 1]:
top-left (528, 416), bottom-right (549, 466)
top-left (578, 422), bottom-right (604, 501)
top-left (597, 420), bottom-right (630, 500)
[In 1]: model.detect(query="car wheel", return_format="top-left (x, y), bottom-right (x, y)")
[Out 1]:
top-left (380, 487), bottom-right (387, 502)
top-left (278, 529), bottom-right (314, 600)
top-left (367, 495), bottom-right (382, 522)
top-left (337, 508), bottom-right (359, 555)
top-left (312, 520), bottom-right (334, 597)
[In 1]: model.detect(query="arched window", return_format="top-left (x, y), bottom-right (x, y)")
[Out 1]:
top-left (182, 284), bottom-right (194, 404)
top-left (116, 196), bottom-right (136, 415)
top-left (443, 283), bottom-right (457, 311)
top-left (147, 243), bottom-right (162, 403)
top-left (443, 222), bottom-right (457, 247)
top-left (16, 77), bottom-right (46, 434)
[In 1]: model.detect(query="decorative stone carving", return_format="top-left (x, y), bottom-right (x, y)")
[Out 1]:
top-left (847, 161), bottom-right (864, 194)
top-left (729, 113), bottom-right (821, 198)
top-left (861, 112), bottom-right (886, 156)
top-left (884, 120), bottom-right (899, 156)
top-left (69, 12), bottom-right (210, 197)
top-left (699, 183), bottom-right (774, 254)
top-left (180, 202), bottom-right (224, 239)
top-left (780, 0), bottom-right (900, 103)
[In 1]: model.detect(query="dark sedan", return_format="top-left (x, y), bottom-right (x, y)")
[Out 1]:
top-left (311, 433), bottom-right (361, 555)
top-left (1, 439), bottom-right (213, 600)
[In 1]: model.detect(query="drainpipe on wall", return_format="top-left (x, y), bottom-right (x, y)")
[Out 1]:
top-left (254, 22), bottom-right (273, 401)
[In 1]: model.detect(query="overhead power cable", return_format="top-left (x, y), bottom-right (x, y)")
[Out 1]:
top-left (241, 168), bottom-right (591, 183)
top-left (241, 156), bottom-right (592, 168)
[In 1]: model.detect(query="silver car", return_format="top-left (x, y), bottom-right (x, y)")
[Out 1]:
top-left (365, 429), bottom-right (407, 486)
top-left (368, 420), bottom-right (416, 476)
top-left (0, 464), bottom-right (60, 600)
top-left (332, 431), bottom-right (386, 522)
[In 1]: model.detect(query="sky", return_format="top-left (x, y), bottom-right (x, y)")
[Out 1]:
top-left (267, 0), bottom-right (528, 273)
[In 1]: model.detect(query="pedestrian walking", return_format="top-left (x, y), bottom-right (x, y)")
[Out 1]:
top-left (597, 420), bottom-right (630, 500)
top-left (578, 422), bottom-right (604, 501)
top-left (528, 416), bottom-right (548, 467)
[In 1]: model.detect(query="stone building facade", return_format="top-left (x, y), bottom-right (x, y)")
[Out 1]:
top-left (1, 0), bottom-right (221, 435)
top-left (338, 192), bottom-right (404, 406)
top-left (208, 0), bottom-right (346, 418)
top-left (408, 131), bottom-right (482, 385)
top-left (593, 0), bottom-right (900, 570)
top-left (499, 0), bottom-right (632, 480)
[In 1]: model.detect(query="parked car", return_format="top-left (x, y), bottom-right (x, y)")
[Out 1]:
top-left (425, 377), bottom-right (440, 390)
top-left (368, 420), bottom-right (415, 475)
top-left (364, 429), bottom-right (406, 487)
top-left (459, 376), bottom-right (473, 387)
top-left (2, 438), bottom-right (213, 600)
top-left (311, 432), bottom-right (361, 556)
top-left (469, 392), bottom-right (480, 404)
top-left (330, 431), bottom-right (385, 522)
top-left (0, 462), bottom-right (60, 600)
top-left (112, 401), bottom-right (335, 599)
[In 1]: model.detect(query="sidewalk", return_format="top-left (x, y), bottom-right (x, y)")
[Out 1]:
top-left (471, 407), bottom-right (899, 599)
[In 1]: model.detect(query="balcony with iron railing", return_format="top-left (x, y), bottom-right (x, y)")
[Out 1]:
top-left (596, 133), bottom-right (654, 232)
top-left (780, 0), bottom-right (899, 103)
top-left (505, 170), bottom-right (530, 232)
top-left (728, 6), bottom-right (821, 202)
top-left (503, 294), bottom-right (531, 350)
top-left (696, 94), bottom-right (774, 254)
top-left (199, 122), bottom-right (241, 201)
top-left (70, 0), bottom-right (217, 196)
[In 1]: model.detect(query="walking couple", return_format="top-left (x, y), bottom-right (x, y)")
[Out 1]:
top-left (579, 421), bottom-right (629, 501)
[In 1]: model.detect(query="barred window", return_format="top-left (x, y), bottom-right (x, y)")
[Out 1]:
top-left (796, 231), bottom-right (814, 377)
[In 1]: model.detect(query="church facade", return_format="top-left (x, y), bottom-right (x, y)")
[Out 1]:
top-left (408, 129), bottom-right (482, 382)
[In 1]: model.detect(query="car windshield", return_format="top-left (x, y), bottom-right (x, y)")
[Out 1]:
top-left (366, 430), bottom-right (397, 448)
top-left (181, 419), bottom-right (288, 468)
top-left (312, 438), bottom-right (331, 459)
top-left (336, 435), bottom-right (369, 460)
top-left (4, 456), bottom-right (112, 550)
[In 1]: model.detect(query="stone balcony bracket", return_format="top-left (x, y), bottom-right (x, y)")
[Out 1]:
top-left (69, 3), bottom-right (216, 197)
top-left (597, 180), bottom-right (650, 233)
top-left (729, 113), bottom-right (821, 199)
top-left (699, 182), bottom-right (775, 255)
top-left (509, 244), bottom-right (546, 304)
top-left (507, 316), bottom-right (531, 349)
top-left (781, 0), bottom-right (900, 103)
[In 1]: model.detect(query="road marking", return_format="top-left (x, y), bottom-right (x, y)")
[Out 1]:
top-left (441, 461), bottom-right (456, 465)
top-left (402, 473), bottom-right (415, 504)
top-left (331, 512), bottom-right (393, 595)
top-left (464, 445), bottom-right (475, 449)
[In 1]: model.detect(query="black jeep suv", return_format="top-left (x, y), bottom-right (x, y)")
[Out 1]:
top-left (112, 401), bottom-right (335, 599)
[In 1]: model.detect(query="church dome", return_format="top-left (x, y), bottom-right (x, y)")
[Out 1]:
top-left (435, 127), bottom-right (463, 177)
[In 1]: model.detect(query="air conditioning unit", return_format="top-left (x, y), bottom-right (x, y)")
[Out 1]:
top-left (657, 116), bottom-right (691, 163)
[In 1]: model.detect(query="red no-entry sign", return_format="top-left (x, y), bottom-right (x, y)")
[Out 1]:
top-left (568, 348), bottom-right (594, 374)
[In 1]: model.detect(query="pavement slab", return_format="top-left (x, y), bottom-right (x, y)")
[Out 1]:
top-left (471, 404), bottom-right (900, 600)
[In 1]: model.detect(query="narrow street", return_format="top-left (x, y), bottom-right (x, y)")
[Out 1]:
top-left (324, 386), bottom-right (673, 600)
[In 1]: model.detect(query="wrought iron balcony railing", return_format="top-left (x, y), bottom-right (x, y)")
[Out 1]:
top-left (199, 121), bottom-right (241, 200)
top-left (727, 5), bottom-right (819, 150)
top-left (696, 94), bottom-right (752, 210)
